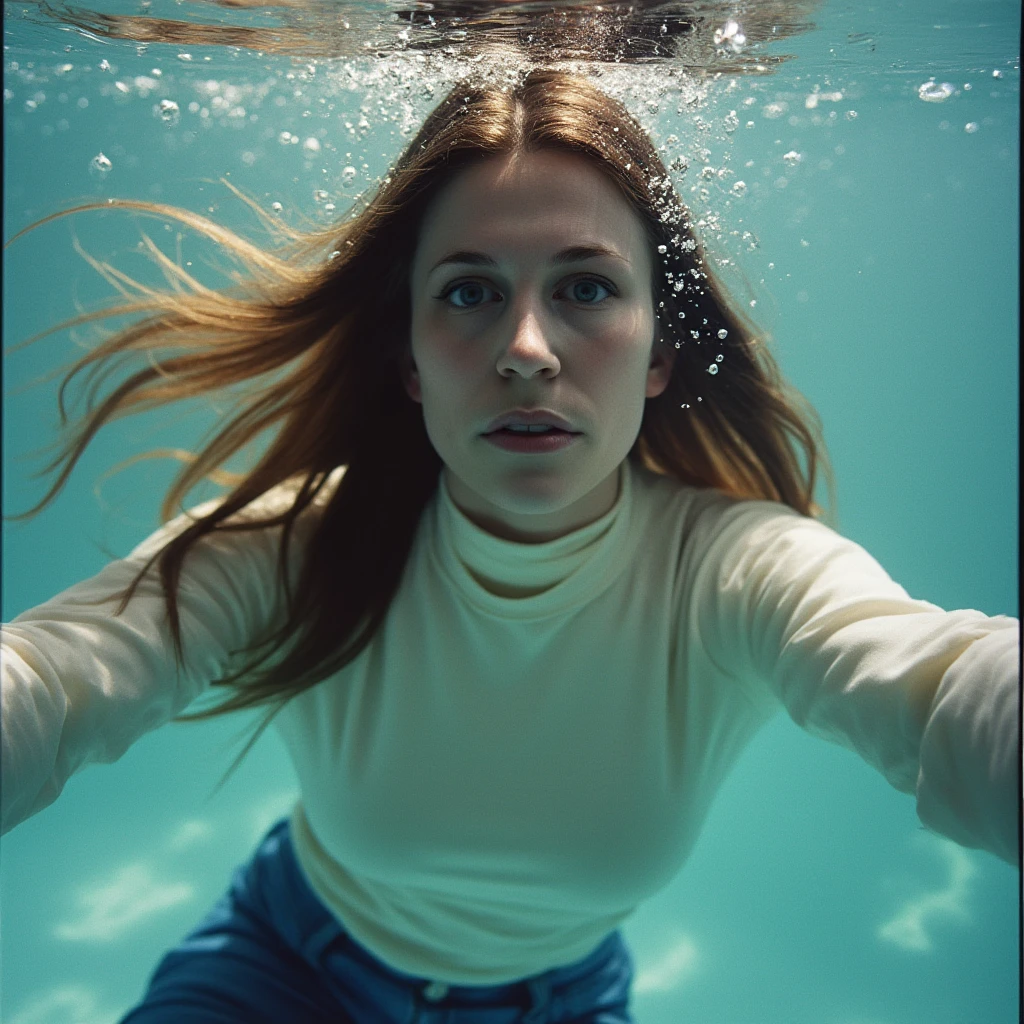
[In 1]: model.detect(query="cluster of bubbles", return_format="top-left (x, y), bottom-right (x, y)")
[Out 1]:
top-left (5, 14), bottom-right (863, 227)
top-left (914, 75), bottom-right (1003, 132)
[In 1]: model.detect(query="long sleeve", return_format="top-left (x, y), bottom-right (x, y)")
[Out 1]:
top-left (695, 499), bottom-right (1020, 865)
top-left (1, 492), bottom-right (304, 836)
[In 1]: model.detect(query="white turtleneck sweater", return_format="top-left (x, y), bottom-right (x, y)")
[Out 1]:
top-left (1, 458), bottom-right (1018, 985)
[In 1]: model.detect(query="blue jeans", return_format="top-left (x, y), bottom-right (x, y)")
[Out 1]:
top-left (119, 817), bottom-right (636, 1023)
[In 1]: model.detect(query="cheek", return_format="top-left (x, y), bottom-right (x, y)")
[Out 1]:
top-left (413, 319), bottom-right (485, 384)
top-left (586, 319), bottom-right (655, 387)
top-left (417, 343), bottom-right (473, 396)
top-left (411, 337), bottom-right (480, 422)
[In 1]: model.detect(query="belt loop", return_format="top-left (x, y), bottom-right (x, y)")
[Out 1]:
top-left (522, 974), bottom-right (552, 1024)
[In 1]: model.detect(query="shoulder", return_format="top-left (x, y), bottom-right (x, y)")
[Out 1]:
top-left (627, 457), bottom-right (808, 542)
top-left (127, 466), bottom-right (346, 565)
top-left (626, 458), bottom-right (866, 585)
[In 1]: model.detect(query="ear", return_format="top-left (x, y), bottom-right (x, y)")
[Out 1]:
top-left (399, 343), bottom-right (422, 403)
top-left (645, 338), bottom-right (675, 399)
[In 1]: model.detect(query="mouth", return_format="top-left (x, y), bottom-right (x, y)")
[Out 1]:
top-left (483, 425), bottom-right (577, 437)
top-left (483, 427), bottom-right (581, 454)
top-left (482, 409), bottom-right (579, 435)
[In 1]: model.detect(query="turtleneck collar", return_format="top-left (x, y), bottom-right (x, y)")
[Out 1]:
top-left (426, 459), bottom-right (635, 619)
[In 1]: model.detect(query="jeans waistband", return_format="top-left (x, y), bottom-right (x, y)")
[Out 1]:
top-left (263, 816), bottom-right (633, 1020)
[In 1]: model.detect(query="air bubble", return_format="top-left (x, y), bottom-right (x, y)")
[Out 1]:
top-left (89, 152), bottom-right (112, 178)
top-left (303, 137), bottom-right (321, 153)
top-left (657, 244), bottom-right (668, 254)
top-left (731, 181), bottom-right (747, 197)
top-left (782, 150), bottom-right (802, 167)
top-left (328, 250), bottom-right (341, 261)
top-left (716, 354), bottom-right (724, 362)
top-left (155, 98), bottom-right (179, 124)
top-left (707, 364), bottom-right (719, 375)
top-left (271, 201), bottom-right (283, 213)
top-left (313, 189), bottom-right (329, 202)
top-left (341, 165), bottom-right (357, 185)
top-left (279, 131), bottom-right (293, 144)
top-left (717, 329), bottom-right (728, 339)
top-left (99, 59), bottom-right (111, 71)
top-left (713, 19), bottom-right (746, 51)
top-left (964, 122), bottom-right (979, 133)
top-left (918, 80), bottom-right (955, 103)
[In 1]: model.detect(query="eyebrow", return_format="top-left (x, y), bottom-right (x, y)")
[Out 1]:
top-left (429, 244), bottom-right (628, 275)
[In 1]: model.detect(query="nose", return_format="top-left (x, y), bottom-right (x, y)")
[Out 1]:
top-left (495, 300), bottom-right (560, 380)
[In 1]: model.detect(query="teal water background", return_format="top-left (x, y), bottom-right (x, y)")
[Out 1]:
top-left (2, 1), bottom-right (1019, 1022)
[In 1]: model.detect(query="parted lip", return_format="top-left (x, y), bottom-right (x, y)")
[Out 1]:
top-left (483, 409), bottom-right (579, 434)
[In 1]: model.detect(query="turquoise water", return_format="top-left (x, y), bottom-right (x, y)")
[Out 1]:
top-left (2, 1), bottom-right (1018, 1021)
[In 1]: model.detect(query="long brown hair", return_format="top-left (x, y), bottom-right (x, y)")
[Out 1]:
top-left (7, 68), bottom-right (831, 781)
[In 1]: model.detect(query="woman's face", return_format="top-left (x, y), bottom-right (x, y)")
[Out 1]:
top-left (405, 148), bottom-right (673, 542)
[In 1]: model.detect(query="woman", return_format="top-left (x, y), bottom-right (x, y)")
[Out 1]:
top-left (1, 69), bottom-right (1018, 1024)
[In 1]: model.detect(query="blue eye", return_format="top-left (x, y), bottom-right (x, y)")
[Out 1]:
top-left (569, 279), bottom-right (612, 303)
top-left (440, 282), bottom-right (496, 308)
top-left (436, 276), bottom-right (614, 309)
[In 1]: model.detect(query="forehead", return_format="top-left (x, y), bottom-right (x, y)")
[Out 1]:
top-left (413, 150), bottom-right (650, 270)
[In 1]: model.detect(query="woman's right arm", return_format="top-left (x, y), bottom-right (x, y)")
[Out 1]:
top-left (1, 494), bottom-right (302, 835)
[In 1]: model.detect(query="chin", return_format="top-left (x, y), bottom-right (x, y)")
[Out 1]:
top-left (484, 475), bottom-right (579, 514)
top-left (495, 492), bottom-right (580, 520)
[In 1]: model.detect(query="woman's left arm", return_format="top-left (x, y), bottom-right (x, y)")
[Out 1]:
top-left (695, 501), bottom-right (1020, 866)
